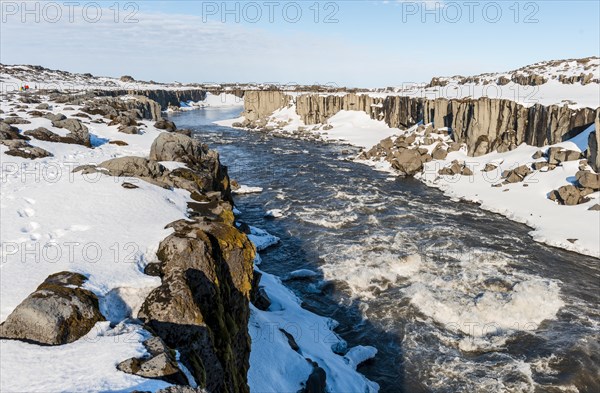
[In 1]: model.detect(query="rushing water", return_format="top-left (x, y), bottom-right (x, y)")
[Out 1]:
top-left (168, 108), bottom-right (600, 393)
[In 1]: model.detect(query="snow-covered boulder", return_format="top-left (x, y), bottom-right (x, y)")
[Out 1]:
top-left (0, 272), bottom-right (105, 345)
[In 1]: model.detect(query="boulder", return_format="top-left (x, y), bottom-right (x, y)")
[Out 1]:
top-left (43, 113), bottom-right (67, 122)
top-left (36, 103), bottom-right (50, 110)
top-left (82, 104), bottom-right (118, 118)
top-left (502, 165), bottom-right (532, 183)
top-left (391, 148), bottom-right (423, 176)
top-left (1, 122), bottom-right (28, 140)
top-left (448, 142), bottom-right (461, 152)
top-left (482, 163), bottom-right (498, 172)
top-left (1, 140), bottom-right (52, 159)
top-left (302, 359), bottom-right (327, 393)
top-left (532, 161), bottom-right (553, 171)
top-left (549, 185), bottom-right (582, 205)
top-left (588, 111), bottom-right (600, 172)
top-left (154, 119), bottom-right (177, 132)
top-left (122, 182), bottom-right (139, 189)
top-left (576, 170), bottom-right (600, 190)
top-left (439, 160), bottom-right (462, 176)
top-left (0, 272), bottom-right (104, 345)
top-left (379, 137), bottom-right (394, 150)
top-left (252, 287), bottom-right (272, 311)
top-left (98, 156), bottom-right (166, 179)
top-left (117, 336), bottom-right (188, 384)
top-left (547, 147), bottom-right (582, 165)
top-left (420, 153), bottom-right (433, 163)
top-left (51, 118), bottom-right (91, 147)
top-left (149, 133), bottom-right (206, 167)
top-left (119, 125), bottom-right (140, 135)
top-left (24, 127), bottom-right (63, 142)
top-left (3, 116), bottom-right (31, 125)
top-left (404, 134), bottom-right (416, 145)
top-left (110, 113), bottom-right (139, 128)
top-left (432, 144), bottom-right (448, 160)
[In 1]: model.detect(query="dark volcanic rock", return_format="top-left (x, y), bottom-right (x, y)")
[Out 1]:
top-left (150, 133), bottom-right (206, 166)
top-left (138, 219), bottom-right (255, 393)
top-left (51, 118), bottom-right (91, 146)
top-left (1, 121), bottom-right (28, 140)
top-left (549, 185), bottom-right (583, 205)
top-left (391, 148), bottom-right (423, 175)
top-left (154, 119), bottom-right (177, 132)
top-left (0, 272), bottom-right (104, 345)
top-left (117, 336), bottom-right (188, 384)
top-left (576, 170), bottom-right (600, 190)
top-left (547, 147), bottom-right (582, 165)
top-left (1, 139), bottom-right (52, 159)
top-left (3, 116), bottom-right (31, 125)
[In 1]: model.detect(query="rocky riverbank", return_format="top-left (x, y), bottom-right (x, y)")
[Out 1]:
top-left (1, 85), bottom-right (379, 392)
top-left (224, 76), bottom-right (600, 256)
top-left (0, 89), bottom-right (257, 392)
top-left (240, 91), bottom-right (598, 163)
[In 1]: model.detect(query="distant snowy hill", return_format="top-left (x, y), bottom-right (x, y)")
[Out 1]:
top-left (369, 57), bottom-right (600, 109)
top-left (426, 57), bottom-right (599, 87)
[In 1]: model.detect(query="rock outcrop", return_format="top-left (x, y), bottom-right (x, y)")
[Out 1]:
top-left (241, 91), bottom-right (291, 123)
top-left (73, 130), bottom-right (252, 392)
top-left (99, 89), bottom-right (207, 111)
top-left (588, 112), bottom-right (600, 172)
top-left (0, 124), bottom-right (52, 159)
top-left (138, 218), bottom-right (255, 393)
top-left (117, 336), bottom-right (188, 384)
top-left (0, 272), bottom-right (104, 345)
top-left (82, 96), bottom-right (162, 121)
top-left (51, 118), bottom-right (91, 146)
top-left (308, 94), bottom-right (596, 154)
top-left (244, 92), bottom-right (598, 157)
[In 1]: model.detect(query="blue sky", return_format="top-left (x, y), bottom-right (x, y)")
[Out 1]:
top-left (1, 1), bottom-right (598, 87)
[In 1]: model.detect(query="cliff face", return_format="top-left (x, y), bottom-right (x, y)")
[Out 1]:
top-left (283, 93), bottom-right (598, 155)
top-left (589, 111), bottom-right (600, 172)
top-left (242, 91), bottom-right (290, 122)
top-left (103, 89), bottom-right (208, 110)
top-left (48, 89), bottom-right (207, 114)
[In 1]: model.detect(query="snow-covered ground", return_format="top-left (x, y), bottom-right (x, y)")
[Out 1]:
top-left (317, 111), bottom-right (400, 149)
top-left (1, 64), bottom-right (184, 91)
top-left (0, 92), bottom-right (378, 392)
top-left (368, 79), bottom-right (600, 109)
top-left (169, 92), bottom-right (244, 111)
top-left (416, 124), bottom-right (600, 257)
top-left (370, 57), bottom-right (600, 109)
top-left (223, 104), bottom-right (600, 258)
top-left (0, 97), bottom-right (190, 392)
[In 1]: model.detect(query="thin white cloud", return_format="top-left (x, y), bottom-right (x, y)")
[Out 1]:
top-left (0, 6), bottom-right (426, 86)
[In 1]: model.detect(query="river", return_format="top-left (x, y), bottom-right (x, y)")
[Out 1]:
top-left (168, 107), bottom-right (600, 393)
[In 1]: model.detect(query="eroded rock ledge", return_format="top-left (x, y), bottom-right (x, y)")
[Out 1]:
top-left (240, 91), bottom-right (598, 161)
top-left (1, 93), bottom-right (256, 392)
